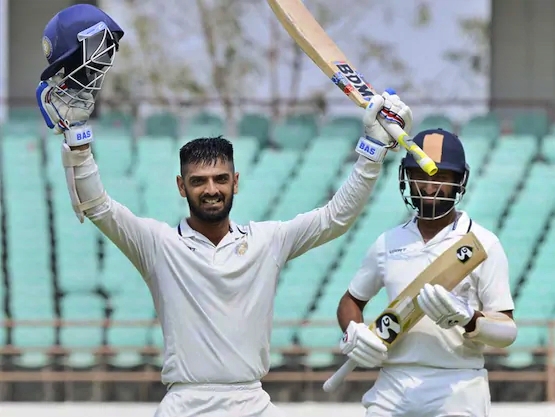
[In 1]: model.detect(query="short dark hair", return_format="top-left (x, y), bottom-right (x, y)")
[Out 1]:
top-left (179, 136), bottom-right (234, 174)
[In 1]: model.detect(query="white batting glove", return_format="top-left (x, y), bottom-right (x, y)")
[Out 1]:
top-left (417, 283), bottom-right (474, 329)
top-left (339, 321), bottom-right (388, 368)
top-left (36, 74), bottom-right (95, 147)
top-left (365, 89), bottom-right (413, 147)
top-left (356, 89), bottom-right (413, 163)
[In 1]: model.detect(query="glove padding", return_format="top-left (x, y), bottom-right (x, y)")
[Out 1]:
top-left (36, 75), bottom-right (95, 146)
top-left (363, 89), bottom-right (413, 151)
top-left (417, 283), bottom-right (474, 329)
top-left (339, 321), bottom-right (388, 368)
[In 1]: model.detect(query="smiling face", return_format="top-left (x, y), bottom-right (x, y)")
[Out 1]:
top-left (177, 159), bottom-right (238, 223)
top-left (176, 137), bottom-right (238, 224)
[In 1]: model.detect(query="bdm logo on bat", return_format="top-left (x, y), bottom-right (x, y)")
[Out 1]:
top-left (332, 61), bottom-right (374, 101)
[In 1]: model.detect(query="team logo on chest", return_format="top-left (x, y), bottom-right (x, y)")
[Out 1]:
top-left (235, 241), bottom-right (248, 256)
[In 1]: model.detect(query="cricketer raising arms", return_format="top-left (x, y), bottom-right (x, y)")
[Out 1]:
top-left (336, 129), bottom-right (518, 417)
top-left (36, 4), bottom-right (415, 417)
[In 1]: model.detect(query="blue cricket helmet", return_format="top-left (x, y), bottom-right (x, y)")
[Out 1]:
top-left (399, 128), bottom-right (470, 220)
top-left (40, 3), bottom-right (124, 81)
top-left (401, 128), bottom-right (469, 175)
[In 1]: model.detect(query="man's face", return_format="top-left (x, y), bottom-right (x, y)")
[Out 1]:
top-left (177, 159), bottom-right (239, 223)
top-left (407, 168), bottom-right (457, 218)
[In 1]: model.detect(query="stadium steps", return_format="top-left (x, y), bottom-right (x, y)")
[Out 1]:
top-left (232, 148), bottom-right (302, 225)
top-left (265, 137), bottom-right (353, 222)
top-left (502, 201), bottom-right (555, 368)
top-left (497, 163), bottom-right (555, 291)
top-left (459, 135), bottom-right (536, 232)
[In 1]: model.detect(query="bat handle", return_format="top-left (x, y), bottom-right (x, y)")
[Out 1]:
top-left (322, 358), bottom-right (357, 392)
top-left (380, 121), bottom-right (438, 176)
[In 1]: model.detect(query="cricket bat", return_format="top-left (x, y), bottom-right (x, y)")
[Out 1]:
top-left (267, 0), bottom-right (438, 176)
top-left (322, 231), bottom-right (487, 392)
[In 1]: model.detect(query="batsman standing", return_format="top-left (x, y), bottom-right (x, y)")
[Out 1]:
top-left (335, 128), bottom-right (518, 416)
top-left (36, 5), bottom-right (414, 416)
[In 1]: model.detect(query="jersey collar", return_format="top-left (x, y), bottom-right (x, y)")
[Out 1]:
top-left (404, 210), bottom-right (473, 244)
top-left (177, 218), bottom-right (246, 242)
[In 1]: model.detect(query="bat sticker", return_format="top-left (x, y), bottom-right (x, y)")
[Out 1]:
top-left (374, 312), bottom-right (401, 344)
top-left (456, 246), bottom-right (473, 263)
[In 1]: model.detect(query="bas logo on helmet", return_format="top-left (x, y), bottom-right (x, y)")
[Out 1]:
top-left (42, 36), bottom-right (52, 59)
top-left (456, 245), bottom-right (473, 263)
top-left (374, 312), bottom-right (401, 344)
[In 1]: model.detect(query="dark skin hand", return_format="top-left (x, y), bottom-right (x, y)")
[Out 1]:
top-left (337, 290), bottom-right (514, 334)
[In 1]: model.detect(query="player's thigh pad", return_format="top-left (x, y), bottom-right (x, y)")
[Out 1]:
top-left (154, 383), bottom-right (285, 417)
top-left (362, 367), bottom-right (490, 417)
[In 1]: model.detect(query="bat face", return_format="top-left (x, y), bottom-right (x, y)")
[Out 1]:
top-left (368, 232), bottom-right (487, 347)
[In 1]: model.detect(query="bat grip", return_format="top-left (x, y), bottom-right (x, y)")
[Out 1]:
top-left (322, 358), bottom-right (357, 392)
top-left (380, 121), bottom-right (438, 176)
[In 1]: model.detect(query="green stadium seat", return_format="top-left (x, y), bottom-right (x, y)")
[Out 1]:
top-left (458, 135), bottom-right (494, 173)
top-left (415, 114), bottom-right (454, 132)
top-left (184, 112), bottom-right (225, 138)
top-left (541, 135), bottom-right (555, 162)
top-left (2, 136), bottom-right (51, 291)
top-left (5, 107), bottom-right (43, 135)
top-left (145, 112), bottom-right (179, 138)
top-left (11, 283), bottom-right (56, 368)
top-left (497, 164), bottom-right (555, 286)
top-left (99, 241), bottom-right (145, 295)
top-left (238, 113), bottom-right (271, 147)
top-left (460, 134), bottom-right (536, 231)
top-left (59, 293), bottom-right (105, 368)
top-left (272, 117), bottom-right (318, 149)
top-left (232, 149), bottom-right (300, 224)
top-left (267, 138), bottom-right (352, 221)
top-left (90, 134), bottom-right (134, 177)
top-left (460, 114), bottom-right (500, 140)
top-left (94, 110), bottom-right (134, 133)
top-left (512, 110), bottom-right (549, 139)
top-left (107, 288), bottom-right (154, 367)
top-left (320, 115), bottom-right (362, 140)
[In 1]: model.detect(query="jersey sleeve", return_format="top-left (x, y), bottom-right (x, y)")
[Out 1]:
top-left (348, 235), bottom-right (385, 302)
top-left (271, 156), bottom-right (381, 265)
top-left (69, 147), bottom-right (162, 281)
top-left (477, 239), bottom-right (515, 312)
top-left (87, 198), bottom-right (161, 280)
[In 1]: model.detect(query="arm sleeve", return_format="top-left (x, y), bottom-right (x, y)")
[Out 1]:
top-left (271, 156), bottom-right (381, 264)
top-left (477, 239), bottom-right (515, 312)
top-left (348, 235), bottom-right (385, 302)
top-left (72, 148), bottom-right (161, 280)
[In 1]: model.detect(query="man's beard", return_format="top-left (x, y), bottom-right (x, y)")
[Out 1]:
top-left (413, 197), bottom-right (455, 219)
top-left (186, 191), bottom-right (234, 223)
top-left (411, 189), bottom-right (456, 219)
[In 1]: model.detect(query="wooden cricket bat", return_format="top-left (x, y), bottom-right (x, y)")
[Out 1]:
top-left (322, 231), bottom-right (488, 392)
top-left (267, 0), bottom-right (438, 176)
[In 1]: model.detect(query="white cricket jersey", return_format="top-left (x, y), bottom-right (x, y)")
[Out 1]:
top-left (348, 211), bottom-right (515, 370)
top-left (82, 155), bottom-right (381, 385)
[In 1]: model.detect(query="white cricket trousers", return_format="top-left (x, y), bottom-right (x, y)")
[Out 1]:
top-left (362, 366), bottom-right (491, 417)
top-left (154, 381), bottom-right (286, 417)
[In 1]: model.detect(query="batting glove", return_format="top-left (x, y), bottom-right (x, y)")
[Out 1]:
top-left (339, 321), bottom-right (388, 368)
top-left (356, 89), bottom-right (413, 163)
top-left (417, 283), bottom-right (475, 329)
top-left (36, 75), bottom-right (95, 147)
